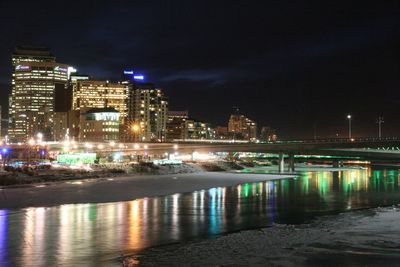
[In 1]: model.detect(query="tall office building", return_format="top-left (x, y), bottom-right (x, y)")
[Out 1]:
top-left (8, 46), bottom-right (68, 142)
top-left (123, 72), bottom-right (168, 142)
top-left (70, 79), bottom-right (127, 142)
top-left (127, 83), bottom-right (168, 142)
top-left (72, 80), bottom-right (127, 117)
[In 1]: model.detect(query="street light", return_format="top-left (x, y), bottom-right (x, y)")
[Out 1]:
top-left (131, 123), bottom-right (140, 142)
top-left (28, 138), bottom-right (35, 146)
top-left (37, 132), bottom-right (43, 142)
top-left (347, 114), bottom-right (352, 139)
top-left (377, 116), bottom-right (384, 139)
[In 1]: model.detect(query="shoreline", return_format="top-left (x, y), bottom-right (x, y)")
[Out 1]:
top-left (123, 206), bottom-right (400, 266)
top-left (0, 171), bottom-right (294, 209)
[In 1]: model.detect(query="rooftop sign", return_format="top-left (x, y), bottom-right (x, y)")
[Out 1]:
top-left (15, 65), bottom-right (30, 71)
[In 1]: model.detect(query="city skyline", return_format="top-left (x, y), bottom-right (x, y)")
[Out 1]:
top-left (0, 1), bottom-right (399, 138)
top-left (1, 3), bottom-right (400, 266)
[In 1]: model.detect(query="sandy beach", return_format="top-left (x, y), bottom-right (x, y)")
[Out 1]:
top-left (124, 206), bottom-right (400, 267)
top-left (0, 171), bottom-right (293, 209)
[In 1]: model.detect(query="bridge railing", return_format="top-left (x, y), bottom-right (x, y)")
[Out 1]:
top-left (274, 137), bottom-right (400, 144)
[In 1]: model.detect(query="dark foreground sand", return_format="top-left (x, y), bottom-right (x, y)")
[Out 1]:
top-left (0, 172), bottom-right (292, 209)
top-left (125, 206), bottom-right (400, 267)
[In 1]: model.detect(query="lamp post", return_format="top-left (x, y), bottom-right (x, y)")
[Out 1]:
top-left (347, 114), bottom-right (352, 140)
top-left (377, 116), bottom-right (384, 139)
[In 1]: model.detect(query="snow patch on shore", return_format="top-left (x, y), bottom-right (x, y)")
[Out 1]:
top-left (124, 206), bottom-right (400, 266)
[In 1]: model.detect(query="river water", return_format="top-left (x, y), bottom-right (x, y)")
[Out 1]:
top-left (0, 167), bottom-right (399, 266)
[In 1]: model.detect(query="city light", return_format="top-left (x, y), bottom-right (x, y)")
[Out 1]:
top-left (132, 124), bottom-right (139, 132)
top-left (85, 142), bottom-right (93, 149)
top-left (28, 138), bottom-right (35, 146)
top-left (347, 114), bottom-right (352, 139)
top-left (133, 75), bottom-right (144, 80)
top-left (67, 66), bottom-right (77, 79)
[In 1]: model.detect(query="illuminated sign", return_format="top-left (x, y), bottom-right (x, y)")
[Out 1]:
top-left (124, 70), bottom-right (144, 80)
top-left (57, 153), bottom-right (97, 165)
top-left (67, 66), bottom-right (77, 79)
top-left (71, 75), bottom-right (89, 81)
top-left (15, 65), bottom-right (30, 71)
top-left (93, 112), bottom-right (120, 121)
top-left (54, 66), bottom-right (68, 72)
top-left (134, 75), bottom-right (144, 80)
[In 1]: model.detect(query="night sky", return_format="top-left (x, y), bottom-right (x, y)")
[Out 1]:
top-left (0, 1), bottom-right (399, 139)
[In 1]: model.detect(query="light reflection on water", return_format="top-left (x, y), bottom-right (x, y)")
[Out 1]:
top-left (1, 168), bottom-right (400, 266)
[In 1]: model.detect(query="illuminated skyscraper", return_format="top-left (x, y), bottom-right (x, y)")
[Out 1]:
top-left (72, 80), bottom-right (127, 117)
top-left (71, 79), bottom-right (127, 141)
top-left (124, 73), bottom-right (168, 142)
top-left (8, 46), bottom-right (68, 142)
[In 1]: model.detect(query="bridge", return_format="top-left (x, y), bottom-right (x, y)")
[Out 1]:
top-left (5, 137), bottom-right (400, 172)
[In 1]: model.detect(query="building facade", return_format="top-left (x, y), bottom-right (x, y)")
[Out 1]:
top-left (8, 46), bottom-right (68, 142)
top-left (53, 110), bottom-right (80, 141)
top-left (215, 126), bottom-right (228, 139)
top-left (184, 120), bottom-right (216, 140)
top-left (79, 108), bottom-right (120, 142)
top-left (71, 79), bottom-right (127, 142)
top-left (126, 81), bottom-right (168, 142)
top-left (228, 114), bottom-right (257, 141)
top-left (72, 80), bottom-right (127, 117)
top-left (166, 110), bottom-right (189, 141)
top-left (260, 126), bottom-right (277, 141)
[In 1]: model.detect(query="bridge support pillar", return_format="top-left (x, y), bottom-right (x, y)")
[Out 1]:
top-left (288, 153), bottom-right (295, 172)
top-left (278, 153), bottom-right (284, 173)
top-left (333, 160), bottom-right (343, 168)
